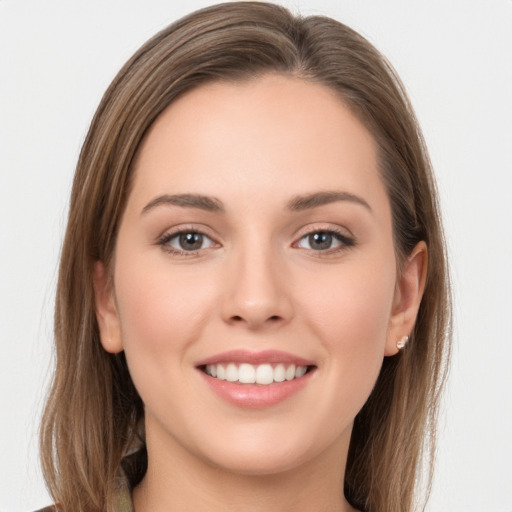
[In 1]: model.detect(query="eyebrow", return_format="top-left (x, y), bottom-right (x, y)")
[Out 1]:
top-left (141, 194), bottom-right (225, 215)
top-left (287, 191), bottom-right (372, 213)
top-left (141, 190), bottom-right (372, 216)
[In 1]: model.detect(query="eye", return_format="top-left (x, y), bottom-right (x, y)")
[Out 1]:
top-left (160, 230), bottom-right (216, 254)
top-left (296, 230), bottom-right (354, 252)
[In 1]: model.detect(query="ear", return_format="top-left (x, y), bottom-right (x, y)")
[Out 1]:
top-left (385, 241), bottom-right (428, 356)
top-left (93, 261), bottom-right (124, 354)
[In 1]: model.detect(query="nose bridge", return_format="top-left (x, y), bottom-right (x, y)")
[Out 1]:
top-left (222, 231), bottom-right (292, 328)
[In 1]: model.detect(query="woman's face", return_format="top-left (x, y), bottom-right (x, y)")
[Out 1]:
top-left (96, 74), bottom-right (421, 476)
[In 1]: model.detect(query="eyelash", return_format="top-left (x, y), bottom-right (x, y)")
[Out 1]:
top-left (157, 227), bottom-right (355, 257)
top-left (293, 228), bottom-right (355, 255)
top-left (157, 227), bottom-right (217, 256)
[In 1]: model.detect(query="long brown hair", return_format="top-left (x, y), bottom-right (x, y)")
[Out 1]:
top-left (40, 3), bottom-right (451, 511)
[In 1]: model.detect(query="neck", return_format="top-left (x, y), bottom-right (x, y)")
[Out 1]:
top-left (133, 421), bottom-right (357, 512)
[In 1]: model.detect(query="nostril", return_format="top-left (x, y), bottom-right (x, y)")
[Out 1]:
top-left (226, 307), bottom-right (290, 327)
top-left (231, 315), bottom-right (280, 321)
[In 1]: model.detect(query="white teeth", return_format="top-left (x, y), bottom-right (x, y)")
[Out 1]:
top-left (285, 364), bottom-right (296, 381)
top-left (225, 363), bottom-right (238, 382)
top-left (255, 364), bottom-right (274, 385)
top-left (274, 364), bottom-right (286, 382)
top-left (295, 365), bottom-right (307, 378)
top-left (239, 363), bottom-right (256, 383)
top-left (216, 364), bottom-right (226, 380)
top-left (206, 364), bottom-right (217, 378)
top-left (205, 362), bottom-right (309, 385)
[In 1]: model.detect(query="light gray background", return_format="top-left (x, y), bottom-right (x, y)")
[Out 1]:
top-left (1, 1), bottom-right (511, 511)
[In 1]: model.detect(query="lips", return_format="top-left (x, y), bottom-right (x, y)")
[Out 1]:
top-left (196, 350), bottom-right (316, 408)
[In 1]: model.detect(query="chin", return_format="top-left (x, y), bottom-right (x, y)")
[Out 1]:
top-left (186, 419), bottom-right (348, 478)
top-left (205, 446), bottom-right (313, 477)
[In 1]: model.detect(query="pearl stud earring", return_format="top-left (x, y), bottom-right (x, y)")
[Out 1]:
top-left (397, 335), bottom-right (409, 350)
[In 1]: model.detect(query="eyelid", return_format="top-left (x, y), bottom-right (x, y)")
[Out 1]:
top-left (293, 223), bottom-right (354, 241)
top-left (157, 224), bottom-right (220, 256)
top-left (292, 225), bottom-right (356, 254)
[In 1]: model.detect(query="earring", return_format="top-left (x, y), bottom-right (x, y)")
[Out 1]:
top-left (397, 335), bottom-right (409, 350)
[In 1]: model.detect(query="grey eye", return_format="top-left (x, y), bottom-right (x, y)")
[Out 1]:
top-left (169, 232), bottom-right (212, 251)
top-left (297, 231), bottom-right (345, 251)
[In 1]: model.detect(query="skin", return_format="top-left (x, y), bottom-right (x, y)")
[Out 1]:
top-left (94, 74), bottom-right (426, 512)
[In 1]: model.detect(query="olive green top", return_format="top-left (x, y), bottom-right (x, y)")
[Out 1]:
top-left (34, 479), bottom-right (133, 512)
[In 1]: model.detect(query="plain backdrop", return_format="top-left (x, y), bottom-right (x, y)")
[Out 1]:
top-left (1, 1), bottom-right (511, 511)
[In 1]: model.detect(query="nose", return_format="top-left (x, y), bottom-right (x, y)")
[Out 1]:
top-left (221, 244), bottom-right (294, 330)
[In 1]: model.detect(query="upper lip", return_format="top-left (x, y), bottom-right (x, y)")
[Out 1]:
top-left (195, 349), bottom-right (315, 367)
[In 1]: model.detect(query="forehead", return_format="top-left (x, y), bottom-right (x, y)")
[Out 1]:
top-left (129, 73), bottom-right (386, 212)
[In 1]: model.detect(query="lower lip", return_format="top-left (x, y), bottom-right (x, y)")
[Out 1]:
top-left (198, 370), bottom-right (314, 409)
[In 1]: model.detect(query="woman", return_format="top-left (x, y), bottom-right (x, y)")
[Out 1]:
top-left (38, 2), bottom-right (451, 511)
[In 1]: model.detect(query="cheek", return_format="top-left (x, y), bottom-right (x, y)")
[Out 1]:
top-left (299, 260), bottom-right (395, 345)
top-left (294, 255), bottom-right (396, 403)
top-left (114, 255), bottom-right (217, 363)
top-left (112, 255), bottom-right (224, 417)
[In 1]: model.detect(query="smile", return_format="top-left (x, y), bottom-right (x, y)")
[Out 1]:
top-left (196, 349), bottom-right (316, 408)
top-left (203, 363), bottom-right (309, 385)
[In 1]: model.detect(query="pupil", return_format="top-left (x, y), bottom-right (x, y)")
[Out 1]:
top-left (309, 232), bottom-right (332, 250)
top-left (179, 232), bottom-right (203, 250)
